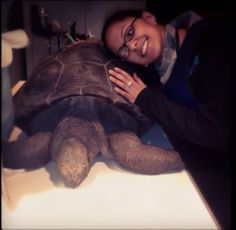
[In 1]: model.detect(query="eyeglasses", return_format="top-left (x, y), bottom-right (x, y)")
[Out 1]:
top-left (117, 17), bottom-right (138, 60)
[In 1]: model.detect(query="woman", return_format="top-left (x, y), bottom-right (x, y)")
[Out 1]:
top-left (102, 9), bottom-right (231, 229)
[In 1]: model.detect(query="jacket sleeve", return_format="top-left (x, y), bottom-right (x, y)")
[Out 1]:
top-left (135, 83), bottom-right (230, 152)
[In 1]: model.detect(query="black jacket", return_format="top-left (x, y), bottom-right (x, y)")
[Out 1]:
top-left (135, 20), bottom-right (231, 173)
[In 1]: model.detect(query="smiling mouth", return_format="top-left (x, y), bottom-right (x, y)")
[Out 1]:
top-left (142, 38), bottom-right (148, 57)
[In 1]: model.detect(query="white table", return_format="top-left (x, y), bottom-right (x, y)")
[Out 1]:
top-left (2, 157), bottom-right (219, 229)
top-left (2, 81), bottom-right (220, 229)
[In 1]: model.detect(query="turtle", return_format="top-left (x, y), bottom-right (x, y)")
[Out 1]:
top-left (3, 41), bottom-right (184, 187)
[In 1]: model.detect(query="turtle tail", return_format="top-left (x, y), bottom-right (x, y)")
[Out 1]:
top-left (2, 132), bottom-right (52, 169)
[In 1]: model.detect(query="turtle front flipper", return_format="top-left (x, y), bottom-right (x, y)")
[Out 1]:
top-left (50, 117), bottom-right (107, 187)
top-left (108, 132), bottom-right (185, 174)
top-left (2, 132), bottom-right (52, 169)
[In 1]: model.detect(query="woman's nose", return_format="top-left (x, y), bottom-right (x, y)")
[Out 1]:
top-left (127, 39), bottom-right (137, 51)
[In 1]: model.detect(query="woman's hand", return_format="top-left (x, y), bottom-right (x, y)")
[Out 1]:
top-left (109, 67), bottom-right (147, 103)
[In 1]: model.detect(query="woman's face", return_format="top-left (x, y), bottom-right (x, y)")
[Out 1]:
top-left (105, 11), bottom-right (165, 66)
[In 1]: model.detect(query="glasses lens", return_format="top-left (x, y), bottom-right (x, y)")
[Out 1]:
top-left (124, 25), bottom-right (135, 43)
top-left (117, 18), bottom-right (137, 60)
top-left (118, 46), bottom-right (129, 59)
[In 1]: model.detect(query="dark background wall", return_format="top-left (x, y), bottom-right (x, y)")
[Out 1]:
top-left (146, 0), bottom-right (231, 24)
top-left (1, 0), bottom-right (146, 86)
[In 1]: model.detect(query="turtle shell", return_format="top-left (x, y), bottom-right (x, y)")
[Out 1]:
top-left (14, 41), bottom-right (152, 133)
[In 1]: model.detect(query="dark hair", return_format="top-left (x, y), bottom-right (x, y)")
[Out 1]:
top-left (101, 9), bottom-right (143, 48)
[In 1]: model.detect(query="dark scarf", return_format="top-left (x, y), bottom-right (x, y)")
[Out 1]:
top-left (154, 11), bottom-right (202, 85)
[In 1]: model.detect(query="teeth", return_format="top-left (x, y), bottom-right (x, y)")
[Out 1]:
top-left (142, 39), bottom-right (148, 56)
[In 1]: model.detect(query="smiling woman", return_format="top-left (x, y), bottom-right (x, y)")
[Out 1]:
top-left (102, 10), bottom-right (164, 66)
top-left (102, 8), bottom-right (231, 229)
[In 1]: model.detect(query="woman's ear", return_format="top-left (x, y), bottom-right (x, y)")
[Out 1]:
top-left (142, 11), bottom-right (157, 25)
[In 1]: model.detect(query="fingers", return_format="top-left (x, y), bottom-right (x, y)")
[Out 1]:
top-left (108, 67), bottom-right (146, 104)
top-left (109, 67), bottom-right (134, 92)
top-left (133, 73), bottom-right (144, 85)
top-left (112, 67), bottom-right (131, 78)
top-left (113, 86), bottom-right (133, 102)
top-left (108, 67), bottom-right (133, 83)
top-left (133, 72), bottom-right (139, 81)
top-left (109, 76), bottom-right (131, 92)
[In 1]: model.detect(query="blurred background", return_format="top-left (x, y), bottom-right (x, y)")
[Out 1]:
top-left (1, 0), bottom-right (231, 86)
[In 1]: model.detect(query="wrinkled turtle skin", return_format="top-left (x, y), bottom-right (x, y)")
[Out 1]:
top-left (3, 41), bottom-right (184, 187)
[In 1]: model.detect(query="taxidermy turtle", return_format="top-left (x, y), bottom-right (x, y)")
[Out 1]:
top-left (3, 41), bottom-right (184, 187)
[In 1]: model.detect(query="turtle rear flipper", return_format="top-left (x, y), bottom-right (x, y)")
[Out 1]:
top-left (50, 117), bottom-right (108, 187)
top-left (55, 139), bottom-right (91, 188)
top-left (2, 132), bottom-right (52, 169)
top-left (108, 132), bottom-right (185, 174)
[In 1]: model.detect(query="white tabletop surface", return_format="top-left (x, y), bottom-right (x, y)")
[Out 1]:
top-left (2, 155), bottom-right (219, 229)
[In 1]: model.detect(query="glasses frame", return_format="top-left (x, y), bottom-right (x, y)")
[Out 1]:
top-left (117, 17), bottom-right (138, 60)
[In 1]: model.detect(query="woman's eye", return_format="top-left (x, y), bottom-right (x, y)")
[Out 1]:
top-left (125, 26), bottom-right (134, 41)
